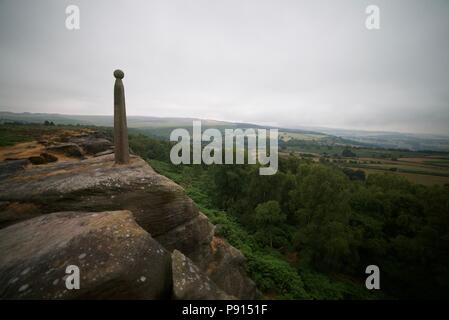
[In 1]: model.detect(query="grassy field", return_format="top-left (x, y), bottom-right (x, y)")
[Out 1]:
top-left (345, 158), bottom-right (449, 186)
top-left (284, 138), bottom-right (449, 186)
top-left (357, 168), bottom-right (449, 186)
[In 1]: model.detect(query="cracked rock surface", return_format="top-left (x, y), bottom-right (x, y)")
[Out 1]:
top-left (0, 210), bottom-right (172, 299)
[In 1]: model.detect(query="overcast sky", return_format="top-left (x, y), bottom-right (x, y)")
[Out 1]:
top-left (0, 0), bottom-right (448, 134)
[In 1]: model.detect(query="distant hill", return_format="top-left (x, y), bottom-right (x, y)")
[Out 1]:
top-left (2, 111), bottom-right (449, 151)
top-left (306, 127), bottom-right (449, 152)
top-left (0, 111), bottom-right (329, 136)
top-left (0, 111), bottom-right (244, 128)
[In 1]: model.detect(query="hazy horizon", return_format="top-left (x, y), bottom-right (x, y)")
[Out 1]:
top-left (3, 109), bottom-right (449, 138)
top-left (1, 0), bottom-right (448, 135)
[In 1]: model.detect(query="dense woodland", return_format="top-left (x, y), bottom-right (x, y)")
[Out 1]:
top-left (128, 133), bottom-right (449, 299)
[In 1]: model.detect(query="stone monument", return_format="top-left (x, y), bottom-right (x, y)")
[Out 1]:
top-left (113, 69), bottom-right (130, 164)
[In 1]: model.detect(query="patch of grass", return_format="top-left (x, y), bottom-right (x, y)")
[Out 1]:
top-left (424, 159), bottom-right (449, 168)
top-left (0, 123), bottom-right (102, 147)
top-left (299, 268), bottom-right (385, 300)
top-left (0, 125), bottom-right (38, 146)
top-left (355, 167), bottom-right (449, 186)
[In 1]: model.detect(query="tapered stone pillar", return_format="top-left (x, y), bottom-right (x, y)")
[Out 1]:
top-left (113, 69), bottom-right (130, 164)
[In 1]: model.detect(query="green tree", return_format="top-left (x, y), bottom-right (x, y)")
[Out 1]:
top-left (341, 148), bottom-right (356, 157)
top-left (293, 165), bottom-right (359, 271)
top-left (253, 200), bottom-right (286, 248)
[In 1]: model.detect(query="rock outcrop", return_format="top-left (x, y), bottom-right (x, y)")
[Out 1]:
top-left (0, 154), bottom-right (200, 239)
top-left (192, 236), bottom-right (258, 300)
top-left (0, 133), bottom-right (258, 299)
top-left (46, 143), bottom-right (84, 158)
top-left (171, 250), bottom-right (234, 300)
top-left (0, 159), bottom-right (29, 180)
top-left (0, 210), bottom-right (172, 299)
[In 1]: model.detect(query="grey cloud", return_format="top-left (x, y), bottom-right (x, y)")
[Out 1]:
top-left (0, 0), bottom-right (448, 134)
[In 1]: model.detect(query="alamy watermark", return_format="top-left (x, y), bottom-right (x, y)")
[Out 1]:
top-left (64, 4), bottom-right (379, 31)
top-left (170, 121), bottom-right (278, 175)
top-left (365, 5), bottom-right (380, 30)
top-left (65, 5), bottom-right (80, 30)
top-left (365, 265), bottom-right (380, 290)
top-left (65, 265), bottom-right (80, 290)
